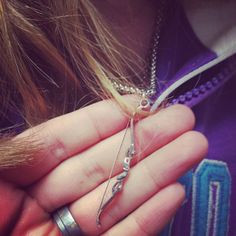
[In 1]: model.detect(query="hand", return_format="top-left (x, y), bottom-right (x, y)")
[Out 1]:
top-left (0, 101), bottom-right (208, 236)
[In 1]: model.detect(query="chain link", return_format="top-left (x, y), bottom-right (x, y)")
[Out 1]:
top-left (111, 0), bottom-right (166, 98)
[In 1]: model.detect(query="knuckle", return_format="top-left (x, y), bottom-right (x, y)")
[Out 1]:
top-left (82, 159), bottom-right (107, 185)
top-left (84, 108), bottom-right (104, 141)
top-left (105, 207), bottom-right (121, 227)
top-left (142, 162), bottom-right (164, 192)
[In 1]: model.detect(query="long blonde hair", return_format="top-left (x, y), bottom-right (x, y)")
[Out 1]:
top-left (0, 0), bottom-right (145, 167)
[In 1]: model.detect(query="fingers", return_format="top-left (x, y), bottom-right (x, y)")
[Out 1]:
top-left (0, 180), bottom-right (57, 236)
top-left (0, 100), bottom-right (128, 185)
top-left (103, 183), bottom-right (185, 236)
top-left (0, 180), bottom-right (25, 234)
top-left (29, 105), bottom-right (195, 211)
top-left (68, 131), bottom-right (207, 235)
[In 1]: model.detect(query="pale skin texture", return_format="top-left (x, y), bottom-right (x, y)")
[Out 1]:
top-left (91, 0), bottom-right (160, 69)
top-left (0, 102), bottom-right (208, 235)
top-left (0, 1), bottom-right (208, 235)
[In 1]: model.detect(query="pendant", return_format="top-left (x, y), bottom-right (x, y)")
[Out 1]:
top-left (96, 96), bottom-right (151, 226)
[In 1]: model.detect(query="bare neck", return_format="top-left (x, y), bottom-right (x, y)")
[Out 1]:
top-left (91, 0), bottom-right (160, 63)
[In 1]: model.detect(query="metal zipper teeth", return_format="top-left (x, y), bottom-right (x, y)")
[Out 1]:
top-left (167, 60), bottom-right (236, 106)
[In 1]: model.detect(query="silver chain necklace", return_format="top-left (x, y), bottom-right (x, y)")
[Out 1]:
top-left (111, 0), bottom-right (166, 99)
top-left (97, 1), bottom-right (167, 226)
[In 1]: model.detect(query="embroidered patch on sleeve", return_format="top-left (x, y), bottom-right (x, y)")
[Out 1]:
top-left (191, 159), bottom-right (231, 236)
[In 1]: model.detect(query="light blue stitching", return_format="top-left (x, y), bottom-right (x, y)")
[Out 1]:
top-left (159, 218), bottom-right (175, 236)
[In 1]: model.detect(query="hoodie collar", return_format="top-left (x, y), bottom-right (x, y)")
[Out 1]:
top-left (151, 0), bottom-right (236, 111)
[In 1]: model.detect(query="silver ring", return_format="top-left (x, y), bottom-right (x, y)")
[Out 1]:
top-left (53, 206), bottom-right (84, 236)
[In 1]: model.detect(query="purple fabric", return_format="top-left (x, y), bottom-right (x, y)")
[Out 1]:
top-left (0, 1), bottom-right (236, 236)
top-left (156, 1), bottom-right (236, 236)
top-left (155, 0), bottom-right (216, 98)
top-left (193, 78), bottom-right (236, 236)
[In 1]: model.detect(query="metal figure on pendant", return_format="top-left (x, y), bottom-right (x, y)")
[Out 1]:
top-left (96, 97), bottom-right (151, 226)
top-left (95, 0), bottom-right (167, 226)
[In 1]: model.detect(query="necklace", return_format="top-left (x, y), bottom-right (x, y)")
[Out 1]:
top-left (111, 0), bottom-right (166, 99)
top-left (97, 0), bottom-right (167, 226)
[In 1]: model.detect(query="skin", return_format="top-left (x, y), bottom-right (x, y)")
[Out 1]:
top-left (91, 0), bottom-right (160, 67)
top-left (0, 101), bottom-right (208, 235)
top-left (0, 1), bottom-right (208, 235)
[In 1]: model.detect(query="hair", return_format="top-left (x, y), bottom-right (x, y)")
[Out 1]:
top-left (0, 0), bottom-right (147, 168)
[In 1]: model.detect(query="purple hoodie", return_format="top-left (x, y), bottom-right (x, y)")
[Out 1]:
top-left (0, 1), bottom-right (236, 236)
top-left (153, 1), bottom-right (236, 235)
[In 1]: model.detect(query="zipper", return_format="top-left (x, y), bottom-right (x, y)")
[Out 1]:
top-left (168, 59), bottom-right (236, 107)
top-left (151, 55), bottom-right (236, 110)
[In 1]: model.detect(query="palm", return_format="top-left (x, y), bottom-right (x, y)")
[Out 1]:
top-left (0, 179), bottom-right (57, 235)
